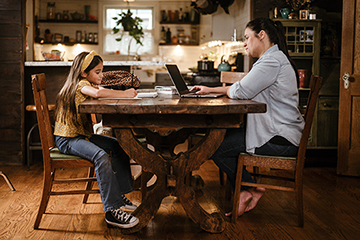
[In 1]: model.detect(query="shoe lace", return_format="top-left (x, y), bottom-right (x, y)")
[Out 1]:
top-left (121, 194), bottom-right (134, 206)
top-left (111, 208), bottom-right (131, 222)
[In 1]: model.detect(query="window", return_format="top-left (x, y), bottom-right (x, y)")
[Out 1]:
top-left (103, 7), bottom-right (154, 56)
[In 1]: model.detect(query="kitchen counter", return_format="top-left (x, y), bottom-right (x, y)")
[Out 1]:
top-left (25, 61), bottom-right (166, 67)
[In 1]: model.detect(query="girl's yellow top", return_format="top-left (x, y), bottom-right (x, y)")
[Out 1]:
top-left (54, 79), bottom-right (93, 139)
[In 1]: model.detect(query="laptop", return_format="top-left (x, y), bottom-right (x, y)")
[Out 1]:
top-left (165, 64), bottom-right (224, 98)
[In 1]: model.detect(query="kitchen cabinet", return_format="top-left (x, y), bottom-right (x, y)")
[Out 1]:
top-left (277, 19), bottom-right (321, 147)
top-left (199, 11), bottom-right (235, 44)
top-left (278, 19), bottom-right (321, 76)
top-left (279, 19), bottom-right (340, 149)
top-left (316, 57), bottom-right (340, 148)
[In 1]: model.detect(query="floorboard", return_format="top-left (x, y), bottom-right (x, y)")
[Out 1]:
top-left (0, 158), bottom-right (359, 239)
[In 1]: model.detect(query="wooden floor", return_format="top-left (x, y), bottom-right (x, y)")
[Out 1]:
top-left (0, 158), bottom-right (359, 240)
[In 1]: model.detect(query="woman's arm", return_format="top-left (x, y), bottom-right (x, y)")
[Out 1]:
top-left (81, 85), bottom-right (137, 98)
top-left (190, 85), bottom-right (231, 97)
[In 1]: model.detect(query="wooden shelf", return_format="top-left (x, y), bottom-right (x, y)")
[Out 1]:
top-left (39, 19), bottom-right (98, 24)
top-left (39, 42), bottom-right (98, 46)
top-left (159, 43), bottom-right (198, 46)
top-left (160, 21), bottom-right (199, 25)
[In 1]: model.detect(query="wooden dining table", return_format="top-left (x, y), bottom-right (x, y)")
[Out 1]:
top-left (78, 94), bottom-right (266, 234)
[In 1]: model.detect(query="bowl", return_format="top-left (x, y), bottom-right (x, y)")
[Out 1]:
top-left (41, 50), bottom-right (65, 61)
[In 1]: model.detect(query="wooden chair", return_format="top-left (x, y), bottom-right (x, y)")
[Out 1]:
top-left (220, 71), bottom-right (247, 87)
top-left (219, 71), bottom-right (248, 187)
top-left (26, 104), bottom-right (55, 170)
top-left (231, 74), bottom-right (323, 226)
top-left (0, 171), bottom-right (15, 191)
top-left (31, 73), bottom-right (99, 229)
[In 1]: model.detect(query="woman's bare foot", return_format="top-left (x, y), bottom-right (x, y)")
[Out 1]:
top-left (244, 187), bottom-right (265, 212)
top-left (225, 190), bottom-right (253, 217)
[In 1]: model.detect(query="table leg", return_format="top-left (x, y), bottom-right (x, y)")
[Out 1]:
top-left (114, 128), bottom-right (226, 233)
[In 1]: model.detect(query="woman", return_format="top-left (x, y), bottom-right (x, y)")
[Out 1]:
top-left (191, 18), bottom-right (304, 216)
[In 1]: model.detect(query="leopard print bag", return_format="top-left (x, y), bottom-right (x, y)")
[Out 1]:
top-left (101, 70), bottom-right (141, 88)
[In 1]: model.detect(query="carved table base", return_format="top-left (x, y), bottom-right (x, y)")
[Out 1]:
top-left (113, 128), bottom-right (226, 234)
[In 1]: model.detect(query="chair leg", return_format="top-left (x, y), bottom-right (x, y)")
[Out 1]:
top-left (83, 167), bottom-right (95, 203)
top-left (141, 171), bottom-right (149, 201)
top-left (225, 180), bottom-right (232, 201)
top-left (26, 123), bottom-right (39, 170)
top-left (0, 171), bottom-right (15, 191)
top-left (253, 166), bottom-right (260, 182)
top-left (219, 169), bottom-right (225, 185)
top-left (34, 170), bottom-right (54, 229)
top-left (295, 181), bottom-right (304, 227)
top-left (232, 155), bottom-right (245, 223)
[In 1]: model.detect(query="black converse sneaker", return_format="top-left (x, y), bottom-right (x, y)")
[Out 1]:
top-left (121, 194), bottom-right (137, 211)
top-left (105, 208), bottom-right (139, 228)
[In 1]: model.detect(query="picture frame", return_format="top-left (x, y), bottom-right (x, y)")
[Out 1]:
top-left (299, 10), bottom-right (309, 20)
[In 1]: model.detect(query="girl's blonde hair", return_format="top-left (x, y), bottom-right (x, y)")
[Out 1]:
top-left (55, 51), bottom-right (103, 126)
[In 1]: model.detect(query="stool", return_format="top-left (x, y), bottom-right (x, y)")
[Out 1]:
top-left (26, 104), bottom-right (55, 170)
top-left (0, 171), bottom-right (15, 191)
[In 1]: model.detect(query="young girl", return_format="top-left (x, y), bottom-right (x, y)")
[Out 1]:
top-left (54, 50), bottom-right (139, 228)
top-left (191, 18), bottom-right (304, 217)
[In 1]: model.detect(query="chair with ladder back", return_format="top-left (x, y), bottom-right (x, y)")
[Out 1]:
top-left (231, 74), bottom-right (322, 227)
top-left (31, 73), bottom-right (99, 229)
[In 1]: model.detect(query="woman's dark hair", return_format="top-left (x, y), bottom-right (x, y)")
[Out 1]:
top-left (246, 17), bottom-right (299, 82)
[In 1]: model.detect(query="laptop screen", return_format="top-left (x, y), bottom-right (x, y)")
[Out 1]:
top-left (165, 64), bottom-right (189, 95)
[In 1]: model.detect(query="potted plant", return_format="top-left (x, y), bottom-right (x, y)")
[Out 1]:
top-left (112, 9), bottom-right (144, 57)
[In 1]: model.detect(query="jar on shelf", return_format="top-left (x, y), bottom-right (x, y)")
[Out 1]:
top-left (55, 12), bottom-right (61, 21)
top-left (62, 10), bottom-right (69, 21)
top-left (190, 26), bottom-right (198, 43)
top-left (76, 30), bottom-right (82, 42)
top-left (177, 28), bottom-right (185, 44)
top-left (88, 32), bottom-right (93, 43)
top-left (47, 2), bottom-right (56, 20)
top-left (184, 35), bottom-right (190, 44)
top-left (171, 35), bottom-right (178, 44)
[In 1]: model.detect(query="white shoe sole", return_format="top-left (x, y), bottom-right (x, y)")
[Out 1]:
top-left (105, 217), bottom-right (139, 229)
top-left (121, 204), bottom-right (137, 211)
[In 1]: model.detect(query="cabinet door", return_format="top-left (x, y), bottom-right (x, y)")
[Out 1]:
top-left (317, 97), bottom-right (338, 147)
top-left (199, 15), bottom-right (212, 44)
top-left (337, 0), bottom-right (360, 176)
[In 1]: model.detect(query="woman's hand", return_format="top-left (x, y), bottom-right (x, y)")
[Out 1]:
top-left (190, 85), bottom-right (212, 95)
top-left (190, 85), bottom-right (231, 96)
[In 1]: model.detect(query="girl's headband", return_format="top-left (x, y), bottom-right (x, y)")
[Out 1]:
top-left (81, 50), bottom-right (98, 72)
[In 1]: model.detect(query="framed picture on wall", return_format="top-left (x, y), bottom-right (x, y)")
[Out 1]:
top-left (299, 10), bottom-right (309, 19)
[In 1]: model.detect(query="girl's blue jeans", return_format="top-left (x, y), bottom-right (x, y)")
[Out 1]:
top-left (211, 126), bottom-right (298, 191)
top-left (55, 134), bottom-right (134, 212)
